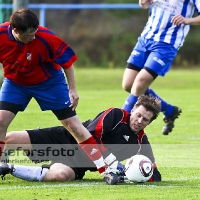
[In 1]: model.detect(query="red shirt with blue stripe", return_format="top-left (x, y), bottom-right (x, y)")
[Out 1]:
top-left (0, 22), bottom-right (77, 86)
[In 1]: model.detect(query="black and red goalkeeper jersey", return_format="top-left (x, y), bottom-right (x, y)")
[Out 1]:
top-left (85, 107), bottom-right (156, 163)
top-left (84, 107), bottom-right (160, 181)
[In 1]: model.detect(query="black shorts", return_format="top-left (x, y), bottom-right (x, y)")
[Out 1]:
top-left (26, 126), bottom-right (96, 180)
top-left (126, 63), bottom-right (158, 79)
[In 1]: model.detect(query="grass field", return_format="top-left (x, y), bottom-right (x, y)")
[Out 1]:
top-left (1, 68), bottom-right (200, 200)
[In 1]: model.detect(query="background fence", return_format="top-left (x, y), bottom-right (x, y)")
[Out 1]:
top-left (0, 2), bottom-right (200, 68)
top-left (0, 3), bottom-right (141, 26)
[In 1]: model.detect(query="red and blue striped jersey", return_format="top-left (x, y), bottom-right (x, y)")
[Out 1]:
top-left (0, 22), bottom-right (77, 85)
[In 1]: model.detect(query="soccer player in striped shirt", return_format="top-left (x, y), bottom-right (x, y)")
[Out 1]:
top-left (122, 0), bottom-right (200, 135)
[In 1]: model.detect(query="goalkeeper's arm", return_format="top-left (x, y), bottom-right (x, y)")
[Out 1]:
top-left (148, 163), bottom-right (161, 182)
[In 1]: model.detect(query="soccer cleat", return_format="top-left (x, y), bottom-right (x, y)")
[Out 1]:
top-left (103, 172), bottom-right (119, 185)
top-left (162, 106), bottom-right (182, 135)
top-left (0, 162), bottom-right (13, 180)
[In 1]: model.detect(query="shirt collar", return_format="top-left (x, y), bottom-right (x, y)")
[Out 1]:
top-left (8, 25), bottom-right (15, 40)
top-left (8, 25), bottom-right (24, 47)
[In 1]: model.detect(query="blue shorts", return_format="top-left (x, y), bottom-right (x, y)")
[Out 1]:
top-left (0, 74), bottom-right (71, 112)
top-left (127, 37), bottom-right (178, 76)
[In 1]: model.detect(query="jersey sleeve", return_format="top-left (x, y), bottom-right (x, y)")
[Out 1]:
top-left (194, 0), bottom-right (200, 15)
top-left (37, 27), bottom-right (78, 69)
top-left (87, 108), bottom-right (129, 140)
top-left (148, 163), bottom-right (162, 182)
top-left (140, 134), bottom-right (155, 163)
top-left (52, 37), bottom-right (78, 69)
top-left (140, 134), bottom-right (162, 182)
top-left (86, 108), bottom-right (129, 157)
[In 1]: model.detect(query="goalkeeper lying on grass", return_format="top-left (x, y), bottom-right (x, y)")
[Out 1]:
top-left (0, 95), bottom-right (161, 183)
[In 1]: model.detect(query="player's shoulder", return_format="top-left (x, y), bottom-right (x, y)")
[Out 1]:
top-left (36, 25), bottom-right (55, 36)
top-left (0, 22), bottom-right (10, 31)
top-left (106, 107), bottom-right (125, 112)
top-left (105, 107), bottom-right (130, 121)
top-left (104, 107), bottom-right (126, 116)
top-left (36, 26), bottom-right (64, 44)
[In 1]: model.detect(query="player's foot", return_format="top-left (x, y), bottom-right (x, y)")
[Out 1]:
top-left (103, 172), bottom-right (119, 185)
top-left (162, 106), bottom-right (182, 135)
top-left (0, 162), bottom-right (13, 180)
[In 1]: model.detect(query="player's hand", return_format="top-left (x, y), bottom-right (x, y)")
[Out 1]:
top-left (115, 161), bottom-right (125, 176)
top-left (139, 0), bottom-right (153, 9)
top-left (69, 89), bottom-right (79, 111)
top-left (111, 161), bottom-right (126, 183)
top-left (104, 153), bottom-right (125, 175)
top-left (106, 160), bottom-right (125, 175)
top-left (171, 14), bottom-right (188, 26)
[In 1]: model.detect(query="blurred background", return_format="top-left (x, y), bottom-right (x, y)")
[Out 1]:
top-left (1, 0), bottom-right (200, 69)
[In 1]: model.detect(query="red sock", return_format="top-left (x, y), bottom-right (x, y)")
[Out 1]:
top-left (0, 141), bottom-right (5, 159)
top-left (79, 136), bottom-right (106, 173)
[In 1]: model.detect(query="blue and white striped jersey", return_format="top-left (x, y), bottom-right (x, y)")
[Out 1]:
top-left (141, 0), bottom-right (200, 49)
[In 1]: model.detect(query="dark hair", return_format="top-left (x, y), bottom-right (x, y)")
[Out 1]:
top-left (134, 95), bottom-right (161, 122)
top-left (10, 8), bottom-right (39, 33)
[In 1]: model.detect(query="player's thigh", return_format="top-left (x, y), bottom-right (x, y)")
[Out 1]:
top-left (61, 115), bottom-right (91, 142)
top-left (32, 79), bottom-right (71, 111)
top-left (0, 78), bottom-right (31, 112)
top-left (44, 163), bottom-right (75, 181)
top-left (127, 37), bottom-right (149, 69)
top-left (131, 69), bottom-right (155, 95)
top-left (0, 110), bottom-right (15, 128)
top-left (122, 68), bottom-right (139, 92)
top-left (145, 44), bottom-right (177, 76)
top-left (5, 130), bottom-right (32, 149)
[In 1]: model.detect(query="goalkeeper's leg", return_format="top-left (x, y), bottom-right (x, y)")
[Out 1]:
top-left (0, 162), bottom-right (76, 182)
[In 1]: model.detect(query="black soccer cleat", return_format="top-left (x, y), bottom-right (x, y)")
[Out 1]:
top-left (103, 172), bottom-right (119, 185)
top-left (162, 106), bottom-right (182, 135)
top-left (0, 162), bottom-right (13, 180)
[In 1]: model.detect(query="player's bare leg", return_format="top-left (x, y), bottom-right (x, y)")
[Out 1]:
top-left (61, 115), bottom-right (119, 185)
top-left (0, 110), bottom-right (15, 161)
top-left (130, 69), bottom-right (154, 96)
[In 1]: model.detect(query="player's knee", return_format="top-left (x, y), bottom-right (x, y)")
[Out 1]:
top-left (53, 169), bottom-right (75, 182)
top-left (123, 85), bottom-right (131, 92)
top-left (5, 131), bottom-right (16, 144)
top-left (48, 163), bottom-right (75, 182)
top-left (122, 81), bottom-right (132, 92)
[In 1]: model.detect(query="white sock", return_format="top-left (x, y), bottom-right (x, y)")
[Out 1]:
top-left (1, 149), bottom-right (10, 163)
top-left (9, 164), bottom-right (49, 182)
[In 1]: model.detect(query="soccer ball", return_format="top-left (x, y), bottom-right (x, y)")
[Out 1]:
top-left (125, 154), bottom-right (154, 183)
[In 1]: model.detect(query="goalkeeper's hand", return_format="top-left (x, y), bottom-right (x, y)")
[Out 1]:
top-left (104, 153), bottom-right (125, 176)
top-left (112, 160), bottom-right (125, 176)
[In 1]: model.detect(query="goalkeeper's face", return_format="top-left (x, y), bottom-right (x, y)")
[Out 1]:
top-left (129, 105), bottom-right (153, 132)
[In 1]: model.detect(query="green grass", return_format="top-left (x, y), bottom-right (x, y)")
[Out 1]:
top-left (1, 68), bottom-right (200, 200)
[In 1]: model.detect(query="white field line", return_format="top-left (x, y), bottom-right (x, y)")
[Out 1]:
top-left (164, 176), bottom-right (200, 181)
top-left (1, 176), bottom-right (200, 190)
